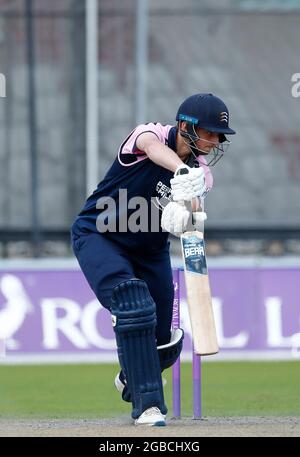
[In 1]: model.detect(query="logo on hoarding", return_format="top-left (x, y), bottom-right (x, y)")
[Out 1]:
top-left (0, 275), bottom-right (33, 349)
top-left (0, 273), bottom-right (300, 356)
top-left (0, 338), bottom-right (6, 357)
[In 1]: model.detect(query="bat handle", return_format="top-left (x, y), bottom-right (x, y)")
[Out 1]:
top-left (179, 200), bottom-right (194, 231)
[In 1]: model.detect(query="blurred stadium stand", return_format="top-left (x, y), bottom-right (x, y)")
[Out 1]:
top-left (0, 0), bottom-right (299, 257)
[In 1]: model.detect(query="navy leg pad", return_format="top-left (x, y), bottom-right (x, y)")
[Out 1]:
top-left (118, 327), bottom-right (184, 403)
top-left (111, 279), bottom-right (167, 419)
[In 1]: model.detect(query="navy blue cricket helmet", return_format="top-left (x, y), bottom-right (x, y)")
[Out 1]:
top-left (176, 93), bottom-right (235, 136)
top-left (175, 93), bottom-right (236, 165)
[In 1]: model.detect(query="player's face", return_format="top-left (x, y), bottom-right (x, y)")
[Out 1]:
top-left (194, 127), bottom-right (220, 154)
top-left (177, 122), bottom-right (222, 162)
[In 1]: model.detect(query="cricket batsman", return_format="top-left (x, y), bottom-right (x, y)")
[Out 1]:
top-left (71, 93), bottom-right (235, 426)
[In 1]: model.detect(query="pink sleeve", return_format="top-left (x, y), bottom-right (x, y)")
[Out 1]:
top-left (118, 123), bottom-right (172, 167)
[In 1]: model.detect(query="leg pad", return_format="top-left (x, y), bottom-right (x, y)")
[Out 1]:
top-left (111, 279), bottom-right (167, 419)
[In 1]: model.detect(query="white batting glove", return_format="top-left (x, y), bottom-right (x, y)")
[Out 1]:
top-left (161, 202), bottom-right (207, 237)
top-left (170, 165), bottom-right (207, 202)
top-left (161, 201), bottom-right (190, 237)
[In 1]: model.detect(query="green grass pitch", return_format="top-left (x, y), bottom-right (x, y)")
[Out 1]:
top-left (0, 361), bottom-right (299, 418)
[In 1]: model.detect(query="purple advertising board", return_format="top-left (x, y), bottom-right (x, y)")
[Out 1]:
top-left (0, 263), bottom-right (299, 361)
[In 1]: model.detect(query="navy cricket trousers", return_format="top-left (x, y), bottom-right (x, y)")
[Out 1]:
top-left (71, 231), bottom-right (174, 346)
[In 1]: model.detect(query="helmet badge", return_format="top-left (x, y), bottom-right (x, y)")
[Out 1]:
top-left (220, 111), bottom-right (228, 123)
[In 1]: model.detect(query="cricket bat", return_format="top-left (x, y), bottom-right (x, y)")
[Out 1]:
top-left (180, 207), bottom-right (219, 356)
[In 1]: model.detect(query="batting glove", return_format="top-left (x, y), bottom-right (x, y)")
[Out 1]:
top-left (161, 202), bottom-right (207, 237)
top-left (161, 202), bottom-right (190, 237)
top-left (170, 165), bottom-right (207, 202)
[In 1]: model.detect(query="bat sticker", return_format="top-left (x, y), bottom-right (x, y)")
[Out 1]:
top-left (182, 234), bottom-right (207, 275)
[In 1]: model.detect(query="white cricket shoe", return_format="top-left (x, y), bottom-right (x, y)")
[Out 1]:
top-left (134, 407), bottom-right (166, 427)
